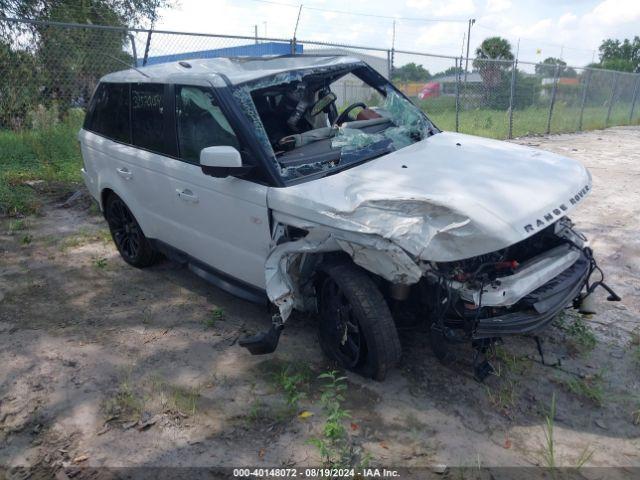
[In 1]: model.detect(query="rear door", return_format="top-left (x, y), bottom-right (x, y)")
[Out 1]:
top-left (80, 83), bottom-right (168, 238)
top-left (80, 82), bottom-right (131, 203)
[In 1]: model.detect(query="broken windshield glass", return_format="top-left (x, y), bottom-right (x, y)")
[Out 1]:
top-left (231, 64), bottom-right (436, 182)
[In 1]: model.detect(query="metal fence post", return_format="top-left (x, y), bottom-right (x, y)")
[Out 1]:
top-left (390, 48), bottom-right (395, 80)
top-left (578, 69), bottom-right (591, 131)
top-left (546, 64), bottom-right (560, 134)
top-left (142, 29), bottom-right (152, 66)
top-left (628, 75), bottom-right (639, 123)
top-left (605, 72), bottom-right (619, 127)
top-left (455, 57), bottom-right (461, 132)
top-left (127, 33), bottom-right (138, 67)
top-left (508, 59), bottom-right (517, 139)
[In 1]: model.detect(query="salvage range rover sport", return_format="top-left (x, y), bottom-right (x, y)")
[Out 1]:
top-left (79, 55), bottom-right (619, 380)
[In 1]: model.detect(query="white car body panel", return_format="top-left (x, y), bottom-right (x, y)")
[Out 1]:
top-left (265, 132), bottom-right (592, 318)
top-left (100, 56), bottom-right (362, 86)
top-left (79, 130), bottom-right (271, 288)
top-left (268, 131), bottom-right (592, 263)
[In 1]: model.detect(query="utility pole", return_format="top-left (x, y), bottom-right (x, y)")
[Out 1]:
top-left (464, 18), bottom-right (475, 85)
top-left (293, 4), bottom-right (303, 40)
top-left (254, 24), bottom-right (258, 44)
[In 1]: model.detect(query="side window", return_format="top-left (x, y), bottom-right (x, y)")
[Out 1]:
top-left (175, 85), bottom-right (240, 163)
top-left (131, 83), bottom-right (167, 154)
top-left (85, 83), bottom-right (130, 143)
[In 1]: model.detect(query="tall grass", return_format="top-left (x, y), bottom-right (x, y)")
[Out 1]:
top-left (427, 103), bottom-right (640, 139)
top-left (0, 107), bottom-right (84, 216)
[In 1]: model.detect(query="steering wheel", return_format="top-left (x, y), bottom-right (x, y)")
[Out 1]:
top-left (333, 102), bottom-right (367, 126)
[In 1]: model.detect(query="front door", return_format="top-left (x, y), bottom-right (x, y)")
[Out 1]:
top-left (160, 84), bottom-right (272, 289)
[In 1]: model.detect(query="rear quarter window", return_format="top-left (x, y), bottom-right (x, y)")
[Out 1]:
top-left (85, 83), bottom-right (130, 143)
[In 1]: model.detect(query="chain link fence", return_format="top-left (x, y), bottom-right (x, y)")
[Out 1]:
top-left (1, 16), bottom-right (639, 138)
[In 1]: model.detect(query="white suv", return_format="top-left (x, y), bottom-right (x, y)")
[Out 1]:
top-left (80, 55), bottom-right (618, 380)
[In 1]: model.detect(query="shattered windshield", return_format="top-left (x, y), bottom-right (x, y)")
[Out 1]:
top-left (231, 63), bottom-right (437, 182)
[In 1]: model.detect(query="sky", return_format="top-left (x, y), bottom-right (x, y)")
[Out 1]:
top-left (152, 0), bottom-right (640, 73)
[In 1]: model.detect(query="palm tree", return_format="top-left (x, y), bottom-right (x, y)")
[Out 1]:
top-left (475, 37), bottom-right (514, 62)
top-left (473, 37), bottom-right (514, 88)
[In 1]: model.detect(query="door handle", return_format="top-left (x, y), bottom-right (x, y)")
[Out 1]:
top-left (176, 188), bottom-right (199, 203)
top-left (116, 167), bottom-right (132, 180)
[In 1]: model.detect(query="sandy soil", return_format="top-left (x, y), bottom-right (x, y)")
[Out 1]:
top-left (1, 126), bottom-right (639, 478)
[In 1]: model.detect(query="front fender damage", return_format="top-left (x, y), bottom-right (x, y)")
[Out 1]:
top-left (265, 198), bottom-right (483, 320)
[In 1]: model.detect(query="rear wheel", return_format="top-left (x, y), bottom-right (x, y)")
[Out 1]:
top-left (318, 262), bottom-right (401, 380)
top-left (105, 193), bottom-right (157, 268)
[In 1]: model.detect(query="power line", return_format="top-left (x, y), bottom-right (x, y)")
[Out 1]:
top-left (244, 0), bottom-right (470, 23)
top-left (474, 23), bottom-right (595, 54)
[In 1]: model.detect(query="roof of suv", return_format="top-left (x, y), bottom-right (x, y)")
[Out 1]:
top-left (101, 54), bottom-right (363, 86)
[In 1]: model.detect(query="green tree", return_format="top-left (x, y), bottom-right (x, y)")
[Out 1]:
top-left (392, 62), bottom-right (431, 83)
top-left (596, 36), bottom-right (640, 72)
top-left (0, 0), bottom-right (168, 33)
top-left (474, 36), bottom-right (514, 62)
top-left (0, 0), bottom-right (171, 127)
top-left (535, 57), bottom-right (577, 77)
top-left (473, 37), bottom-right (514, 108)
top-left (432, 65), bottom-right (464, 79)
top-left (0, 41), bottom-right (39, 128)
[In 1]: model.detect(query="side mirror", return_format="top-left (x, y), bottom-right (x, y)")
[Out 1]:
top-left (200, 146), bottom-right (246, 178)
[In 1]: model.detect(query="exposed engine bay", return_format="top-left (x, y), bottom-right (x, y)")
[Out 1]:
top-left (420, 218), bottom-right (591, 337)
top-left (260, 213), bottom-right (619, 377)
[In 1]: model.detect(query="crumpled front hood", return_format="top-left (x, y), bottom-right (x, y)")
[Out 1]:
top-left (268, 131), bottom-right (592, 262)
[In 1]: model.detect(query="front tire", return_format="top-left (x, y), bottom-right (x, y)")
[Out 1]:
top-left (318, 262), bottom-right (401, 380)
top-left (105, 193), bottom-right (157, 268)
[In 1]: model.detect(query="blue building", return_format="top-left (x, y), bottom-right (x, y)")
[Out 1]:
top-left (139, 41), bottom-right (303, 67)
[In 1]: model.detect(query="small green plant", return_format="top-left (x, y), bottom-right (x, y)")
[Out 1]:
top-left (89, 202), bottom-right (101, 216)
top-left (541, 393), bottom-right (557, 471)
top-left (631, 330), bottom-right (640, 367)
top-left (308, 371), bottom-right (354, 468)
top-left (318, 371), bottom-right (350, 440)
top-left (170, 385), bottom-right (201, 416)
top-left (566, 318), bottom-right (597, 353)
top-left (94, 257), bottom-right (108, 269)
top-left (631, 397), bottom-right (640, 426)
top-left (204, 307), bottom-right (225, 328)
top-left (21, 233), bottom-right (33, 245)
top-left (246, 399), bottom-right (270, 425)
top-left (275, 365), bottom-right (308, 408)
top-left (633, 346), bottom-right (640, 367)
top-left (96, 228), bottom-right (112, 244)
top-left (104, 370), bottom-right (144, 419)
top-left (148, 375), bottom-right (202, 416)
top-left (562, 372), bottom-right (605, 406)
top-left (485, 378), bottom-right (518, 414)
top-left (8, 218), bottom-right (27, 233)
top-left (575, 445), bottom-right (594, 469)
top-left (60, 228), bottom-right (112, 251)
top-left (493, 345), bottom-right (531, 375)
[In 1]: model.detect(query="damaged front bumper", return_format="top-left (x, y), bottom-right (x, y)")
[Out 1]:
top-left (472, 249), bottom-right (590, 338)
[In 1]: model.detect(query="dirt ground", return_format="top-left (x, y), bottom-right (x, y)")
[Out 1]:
top-left (1, 126), bottom-right (639, 478)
